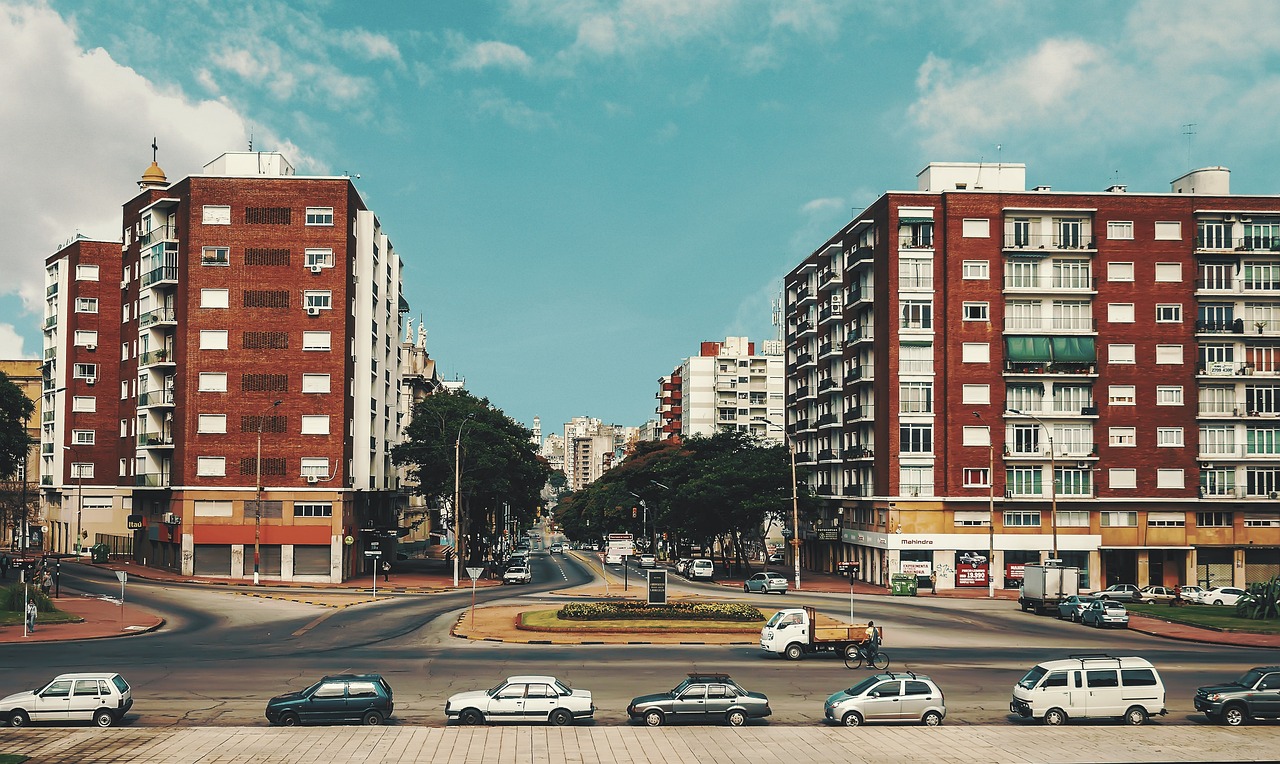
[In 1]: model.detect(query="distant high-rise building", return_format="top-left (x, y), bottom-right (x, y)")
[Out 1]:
top-left (662, 337), bottom-right (784, 442)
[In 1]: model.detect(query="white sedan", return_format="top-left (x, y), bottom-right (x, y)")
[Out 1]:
top-left (445, 676), bottom-right (594, 726)
top-left (503, 565), bottom-right (532, 584)
top-left (1201, 586), bottom-right (1247, 606)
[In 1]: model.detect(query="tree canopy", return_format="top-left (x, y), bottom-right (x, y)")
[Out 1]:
top-left (0, 372), bottom-right (34, 481)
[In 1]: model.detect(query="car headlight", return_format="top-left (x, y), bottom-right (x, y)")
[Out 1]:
top-left (1205, 693), bottom-right (1222, 702)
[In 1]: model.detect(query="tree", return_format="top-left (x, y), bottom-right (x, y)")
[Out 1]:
top-left (393, 390), bottom-right (552, 565)
top-left (0, 371), bottom-right (33, 481)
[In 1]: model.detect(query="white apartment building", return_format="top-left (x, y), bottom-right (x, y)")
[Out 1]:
top-left (679, 337), bottom-right (785, 442)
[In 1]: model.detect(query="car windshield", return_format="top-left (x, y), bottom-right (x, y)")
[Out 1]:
top-left (302, 679), bottom-right (324, 696)
top-left (1237, 669), bottom-right (1266, 688)
top-left (554, 680), bottom-right (571, 695)
top-left (765, 612), bottom-right (787, 628)
top-left (1018, 666), bottom-right (1048, 690)
top-left (487, 681), bottom-right (508, 696)
top-left (844, 676), bottom-right (880, 696)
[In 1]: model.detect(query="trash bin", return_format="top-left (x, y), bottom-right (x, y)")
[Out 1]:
top-left (890, 574), bottom-right (917, 596)
top-left (90, 543), bottom-right (109, 563)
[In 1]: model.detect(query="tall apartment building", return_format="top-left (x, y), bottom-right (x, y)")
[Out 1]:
top-left (561, 417), bottom-right (627, 491)
top-left (0, 359), bottom-right (42, 550)
top-left (785, 161), bottom-right (1280, 592)
top-left (655, 367), bottom-right (683, 438)
top-left (671, 337), bottom-right (785, 442)
top-left (40, 151), bottom-right (406, 582)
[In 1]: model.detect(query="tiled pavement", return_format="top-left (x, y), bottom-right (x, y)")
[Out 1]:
top-left (2, 724), bottom-right (1279, 763)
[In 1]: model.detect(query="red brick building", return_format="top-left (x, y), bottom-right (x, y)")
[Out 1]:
top-left (41, 152), bottom-right (406, 582)
top-left (785, 162), bottom-right (1280, 592)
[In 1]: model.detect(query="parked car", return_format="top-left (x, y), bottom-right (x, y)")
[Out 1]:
top-left (1137, 586), bottom-right (1176, 603)
top-left (675, 558), bottom-right (692, 576)
top-left (1010, 655), bottom-right (1166, 725)
top-left (503, 565), bottom-right (532, 584)
top-left (1179, 585), bottom-right (1206, 602)
top-left (1201, 586), bottom-right (1247, 606)
top-left (1194, 666), bottom-right (1280, 726)
top-left (744, 571), bottom-right (789, 595)
top-left (824, 672), bottom-right (946, 727)
top-left (445, 676), bottom-right (593, 726)
top-left (1056, 594), bottom-right (1098, 622)
top-left (637, 554), bottom-right (656, 568)
top-left (687, 559), bottom-right (715, 580)
top-left (0, 673), bottom-right (132, 728)
top-left (627, 673), bottom-right (770, 727)
top-left (1092, 584), bottom-right (1141, 602)
top-left (766, 551), bottom-right (784, 565)
top-left (265, 674), bottom-right (392, 727)
top-left (1080, 599), bottom-right (1129, 628)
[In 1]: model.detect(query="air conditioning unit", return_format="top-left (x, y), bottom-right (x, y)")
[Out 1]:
top-left (120, 280), bottom-right (128, 290)
top-left (305, 306), bottom-right (321, 316)
top-left (310, 264), bottom-right (323, 273)
top-left (161, 512), bottom-right (180, 525)
top-left (306, 475), bottom-right (319, 484)
top-left (85, 344), bottom-right (96, 351)
top-left (85, 377), bottom-right (95, 386)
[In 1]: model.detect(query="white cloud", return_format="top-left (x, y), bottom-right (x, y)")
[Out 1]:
top-left (342, 29), bottom-right (403, 65)
top-left (471, 88), bottom-right (556, 130)
top-left (0, 324), bottom-right (28, 359)
top-left (453, 40), bottom-right (534, 72)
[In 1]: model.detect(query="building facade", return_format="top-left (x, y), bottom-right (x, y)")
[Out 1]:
top-left (40, 152), bottom-right (407, 582)
top-left (785, 161), bottom-right (1280, 592)
top-left (675, 337), bottom-right (785, 442)
top-left (1, 359), bottom-right (42, 551)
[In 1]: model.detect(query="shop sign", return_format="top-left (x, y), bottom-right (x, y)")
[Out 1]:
top-left (816, 527), bottom-right (841, 541)
top-left (900, 560), bottom-right (932, 576)
top-left (1005, 563), bottom-right (1026, 581)
top-left (956, 563), bottom-right (989, 586)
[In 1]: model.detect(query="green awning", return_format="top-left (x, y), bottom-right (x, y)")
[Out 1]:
top-left (1050, 336), bottom-right (1097, 363)
top-left (1005, 336), bottom-right (1052, 362)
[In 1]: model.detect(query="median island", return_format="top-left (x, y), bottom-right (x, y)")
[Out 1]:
top-left (520, 601), bottom-right (764, 634)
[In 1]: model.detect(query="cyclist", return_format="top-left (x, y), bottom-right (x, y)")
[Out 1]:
top-left (861, 621), bottom-right (881, 666)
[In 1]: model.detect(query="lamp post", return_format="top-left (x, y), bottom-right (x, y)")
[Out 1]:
top-left (253, 400), bottom-right (282, 586)
top-left (1009, 408), bottom-right (1057, 560)
top-left (62, 445), bottom-right (83, 557)
top-left (973, 412), bottom-right (996, 598)
top-left (754, 417), bottom-right (801, 591)
top-left (453, 413), bottom-right (476, 588)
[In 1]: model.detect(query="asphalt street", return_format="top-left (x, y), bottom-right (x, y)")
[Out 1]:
top-left (0, 550), bottom-right (1274, 731)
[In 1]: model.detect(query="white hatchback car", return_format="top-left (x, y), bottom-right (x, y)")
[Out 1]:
top-left (0, 673), bottom-right (133, 728)
top-left (503, 565), bottom-right (532, 584)
top-left (445, 676), bottom-right (594, 726)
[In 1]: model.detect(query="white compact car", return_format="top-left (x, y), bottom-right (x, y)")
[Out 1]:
top-left (503, 565), bottom-right (532, 584)
top-left (0, 673), bottom-right (133, 728)
top-left (445, 676), bottom-right (594, 726)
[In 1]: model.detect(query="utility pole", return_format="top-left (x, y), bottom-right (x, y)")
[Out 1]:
top-left (254, 400), bottom-right (282, 585)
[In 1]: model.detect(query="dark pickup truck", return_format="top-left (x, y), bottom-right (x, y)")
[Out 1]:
top-left (1194, 666), bottom-right (1280, 726)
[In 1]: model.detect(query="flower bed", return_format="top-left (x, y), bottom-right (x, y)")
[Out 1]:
top-left (557, 601), bottom-right (763, 622)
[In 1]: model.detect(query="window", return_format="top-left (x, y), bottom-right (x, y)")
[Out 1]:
top-left (900, 382), bottom-right (933, 413)
top-left (295, 503), bottom-right (333, 518)
top-left (962, 260), bottom-right (989, 279)
top-left (202, 205), bottom-right (231, 225)
top-left (1157, 469), bottom-right (1185, 489)
top-left (301, 458), bottom-right (329, 478)
top-left (201, 289), bottom-right (229, 308)
top-left (1006, 384), bottom-right (1043, 412)
top-left (1053, 385), bottom-right (1092, 412)
top-left (301, 373), bottom-right (331, 393)
top-left (73, 363), bottom-right (97, 380)
top-left (72, 430), bottom-right (95, 445)
top-left (303, 291), bottom-right (332, 310)
top-left (1107, 303), bottom-right (1135, 323)
top-left (304, 248), bottom-right (334, 268)
top-left (198, 372), bottom-right (228, 392)
top-left (1109, 468), bottom-right (1137, 489)
top-left (196, 457), bottom-right (226, 477)
top-left (963, 302), bottom-right (989, 321)
top-left (955, 509), bottom-right (991, 526)
top-left (301, 415), bottom-right (330, 435)
top-left (1244, 514), bottom-right (1280, 528)
top-left (1196, 511), bottom-right (1231, 528)
top-left (72, 396), bottom-right (95, 412)
top-left (1107, 262), bottom-right (1135, 281)
top-left (1154, 262), bottom-right (1183, 281)
top-left (201, 247), bottom-right (230, 266)
top-left (1003, 510), bottom-right (1042, 527)
top-left (1105, 342), bottom-right (1136, 363)
top-left (1108, 427), bottom-right (1136, 447)
top-left (962, 219), bottom-right (990, 238)
top-left (899, 424), bottom-right (932, 453)
top-left (1148, 511), bottom-right (1185, 527)
top-left (1155, 345), bottom-right (1184, 364)
top-left (74, 330), bottom-right (98, 347)
top-left (962, 469), bottom-right (990, 488)
top-left (1056, 467), bottom-right (1091, 496)
top-left (1087, 670), bottom-right (1120, 689)
top-left (962, 343), bottom-right (990, 363)
top-left (302, 331), bottom-right (331, 351)
top-left (899, 345), bottom-right (933, 374)
top-left (1108, 385), bottom-right (1136, 405)
top-left (199, 330), bottom-right (229, 350)
top-left (1100, 511), bottom-right (1137, 527)
top-left (305, 207), bottom-right (334, 226)
top-left (75, 297), bottom-right (98, 313)
top-left (194, 500), bottom-right (233, 517)
top-left (1156, 305), bottom-right (1182, 323)
top-left (962, 426), bottom-right (991, 447)
top-left (962, 384), bottom-right (990, 405)
top-left (1157, 427), bottom-right (1184, 447)
top-left (75, 264), bottom-right (100, 281)
top-left (899, 466), bottom-right (933, 497)
top-left (1057, 510), bottom-right (1090, 527)
top-left (1156, 386), bottom-right (1184, 405)
top-left (1154, 222), bottom-right (1182, 241)
top-left (197, 414), bottom-right (227, 434)
top-left (1107, 221), bottom-right (1134, 240)
top-left (901, 300), bottom-right (932, 329)
top-left (68, 462), bottom-right (94, 480)
top-left (1006, 468), bottom-right (1042, 496)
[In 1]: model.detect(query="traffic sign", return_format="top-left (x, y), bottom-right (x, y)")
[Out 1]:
top-left (115, 571), bottom-right (127, 583)
top-left (363, 550), bottom-right (382, 557)
top-left (466, 567), bottom-right (484, 581)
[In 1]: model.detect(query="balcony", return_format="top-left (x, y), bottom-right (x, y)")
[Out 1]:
top-left (847, 445), bottom-right (875, 460)
top-left (1002, 275), bottom-right (1097, 292)
top-left (815, 413), bottom-right (839, 427)
top-left (41, 411), bottom-right (55, 424)
top-left (1003, 361), bottom-right (1098, 377)
top-left (793, 320), bottom-right (816, 337)
top-left (40, 475), bottom-right (53, 486)
top-left (1003, 406), bottom-right (1098, 419)
top-left (845, 405), bottom-right (875, 422)
top-left (1199, 446), bottom-right (1280, 459)
top-left (847, 284), bottom-right (870, 305)
top-left (793, 451), bottom-right (816, 466)
top-left (819, 269), bottom-right (841, 290)
top-left (43, 347), bottom-right (57, 361)
top-left (1197, 402), bottom-right (1280, 418)
top-left (898, 236), bottom-right (934, 251)
top-left (142, 265), bottom-right (179, 288)
top-left (41, 443), bottom-right (54, 455)
top-left (846, 245), bottom-right (874, 270)
top-left (1003, 233), bottom-right (1096, 251)
top-left (1004, 443), bottom-right (1099, 459)
top-left (795, 352), bottom-right (815, 368)
top-left (817, 379), bottom-right (837, 393)
top-left (795, 386), bottom-right (815, 401)
top-left (138, 224), bottom-right (177, 247)
top-left (1196, 318), bottom-right (1280, 336)
top-left (793, 418), bottom-right (813, 433)
top-left (843, 484), bottom-right (872, 497)
top-left (1199, 486), bottom-right (1244, 499)
top-left (137, 432), bottom-right (174, 448)
top-left (1198, 235), bottom-right (1280, 253)
top-left (1003, 317), bottom-right (1097, 332)
top-left (898, 276), bottom-right (934, 291)
top-left (138, 349), bottom-right (174, 368)
top-left (43, 315), bottom-right (56, 330)
top-left (817, 305), bottom-right (842, 323)
top-left (138, 389), bottom-right (175, 408)
top-left (816, 450), bottom-right (839, 463)
top-left (844, 367), bottom-right (873, 384)
top-left (794, 284), bottom-right (815, 306)
top-left (134, 472), bottom-right (171, 488)
top-left (46, 282), bottom-right (60, 298)
top-left (815, 484), bottom-right (835, 496)
top-left (139, 307), bottom-right (177, 328)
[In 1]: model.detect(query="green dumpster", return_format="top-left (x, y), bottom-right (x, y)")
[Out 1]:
top-left (91, 543), bottom-right (109, 563)
top-left (891, 574), bottom-right (917, 596)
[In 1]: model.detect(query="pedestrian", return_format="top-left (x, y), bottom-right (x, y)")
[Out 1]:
top-left (0, 553), bottom-right (9, 579)
top-left (930, 572), bottom-right (937, 595)
top-left (40, 569), bottom-right (52, 596)
top-left (381, 560), bottom-right (391, 582)
top-left (25, 600), bottom-right (37, 633)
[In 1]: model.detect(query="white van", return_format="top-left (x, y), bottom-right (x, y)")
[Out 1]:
top-left (1010, 654), bottom-right (1166, 725)
top-left (688, 559), bottom-right (714, 580)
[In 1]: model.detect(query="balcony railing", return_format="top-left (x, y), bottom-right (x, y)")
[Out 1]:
top-left (1199, 235), bottom-right (1280, 252)
top-left (138, 349), bottom-right (173, 367)
top-left (46, 283), bottom-right (59, 297)
top-left (1005, 443), bottom-right (1099, 458)
top-left (815, 413), bottom-right (838, 427)
top-left (40, 475), bottom-right (53, 486)
top-left (138, 389), bottom-right (175, 407)
top-left (138, 224), bottom-right (177, 247)
top-left (41, 411), bottom-right (56, 424)
top-left (898, 237), bottom-right (934, 250)
top-left (134, 473), bottom-right (171, 487)
top-left (139, 308), bottom-right (177, 327)
top-left (40, 443), bottom-right (54, 455)
top-left (1003, 361), bottom-right (1097, 375)
top-left (1004, 234), bottom-right (1096, 250)
top-left (142, 265), bottom-right (179, 288)
top-left (1196, 319), bottom-right (1280, 335)
top-left (794, 320), bottom-right (815, 336)
top-left (818, 306), bottom-right (842, 322)
top-left (1003, 317), bottom-right (1097, 332)
top-left (795, 386), bottom-right (813, 399)
top-left (795, 352), bottom-right (815, 367)
top-left (847, 446), bottom-right (875, 459)
top-left (817, 379), bottom-right (836, 392)
top-left (1003, 275), bottom-right (1097, 291)
top-left (43, 315), bottom-right (57, 329)
top-left (816, 450), bottom-right (838, 462)
top-left (137, 432), bottom-right (174, 447)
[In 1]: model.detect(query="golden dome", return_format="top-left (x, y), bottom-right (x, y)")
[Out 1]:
top-left (139, 160), bottom-right (167, 189)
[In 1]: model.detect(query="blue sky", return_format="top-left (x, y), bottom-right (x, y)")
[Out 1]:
top-left (4, 0), bottom-right (1280, 434)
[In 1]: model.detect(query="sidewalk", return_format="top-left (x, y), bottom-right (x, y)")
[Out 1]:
top-left (0, 593), bottom-right (163, 643)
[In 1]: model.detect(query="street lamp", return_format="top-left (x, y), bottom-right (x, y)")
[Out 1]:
top-left (62, 445), bottom-right (83, 556)
top-left (753, 417), bottom-right (801, 591)
top-left (973, 412), bottom-right (996, 598)
top-left (254, 400), bottom-right (283, 586)
top-left (1008, 408), bottom-right (1057, 560)
top-left (453, 413), bottom-right (476, 588)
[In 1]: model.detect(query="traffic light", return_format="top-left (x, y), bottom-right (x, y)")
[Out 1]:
top-left (632, 506), bottom-right (638, 518)
top-left (662, 532), bottom-right (668, 540)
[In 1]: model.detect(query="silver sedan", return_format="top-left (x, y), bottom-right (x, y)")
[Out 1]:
top-left (744, 572), bottom-right (789, 594)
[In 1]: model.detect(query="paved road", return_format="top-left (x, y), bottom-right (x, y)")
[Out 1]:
top-left (0, 551), bottom-right (1273, 731)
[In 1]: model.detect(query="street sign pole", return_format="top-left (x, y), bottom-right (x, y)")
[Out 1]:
top-left (364, 548), bottom-right (382, 598)
top-left (466, 567), bottom-right (483, 628)
top-left (116, 570), bottom-right (127, 631)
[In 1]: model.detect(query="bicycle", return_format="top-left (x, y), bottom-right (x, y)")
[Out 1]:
top-left (843, 642), bottom-right (890, 670)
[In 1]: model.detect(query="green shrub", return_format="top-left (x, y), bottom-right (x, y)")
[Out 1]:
top-left (1236, 576), bottom-right (1280, 621)
top-left (558, 601), bottom-right (763, 622)
top-left (1, 583), bottom-right (54, 612)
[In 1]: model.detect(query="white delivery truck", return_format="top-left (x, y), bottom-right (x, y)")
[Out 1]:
top-left (760, 606), bottom-right (871, 661)
top-left (1019, 562), bottom-right (1081, 615)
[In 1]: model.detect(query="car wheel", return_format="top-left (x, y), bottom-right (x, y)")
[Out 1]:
top-left (842, 711), bottom-right (863, 727)
top-left (8, 710), bottom-right (29, 728)
top-left (93, 709), bottom-right (115, 728)
top-left (279, 712), bottom-right (300, 727)
top-left (362, 711), bottom-right (384, 726)
top-left (726, 710), bottom-right (747, 727)
top-left (1223, 704), bottom-right (1248, 727)
top-left (1043, 708), bottom-right (1067, 726)
top-left (1123, 706), bottom-right (1148, 726)
top-left (549, 709), bottom-right (573, 727)
top-left (744, 585), bottom-right (750, 593)
top-left (1212, 599), bottom-right (1224, 606)
top-left (460, 708), bottom-right (484, 726)
top-left (922, 711), bottom-right (943, 727)
top-left (784, 643), bottom-right (804, 661)
top-left (644, 709), bottom-right (664, 727)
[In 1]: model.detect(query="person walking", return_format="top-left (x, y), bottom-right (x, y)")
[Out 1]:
top-left (929, 572), bottom-right (937, 595)
top-left (25, 600), bottom-right (37, 633)
top-left (40, 569), bottom-right (53, 596)
top-left (381, 560), bottom-right (391, 582)
top-left (0, 553), bottom-right (9, 579)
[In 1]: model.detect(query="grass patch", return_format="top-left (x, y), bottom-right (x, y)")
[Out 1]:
top-left (1128, 603), bottom-right (1280, 634)
top-left (520, 608), bottom-right (760, 633)
top-left (0, 610), bottom-right (80, 627)
top-left (0, 583), bottom-right (73, 627)
top-left (0, 755), bottom-right (26, 764)
top-left (558, 601), bottom-right (763, 622)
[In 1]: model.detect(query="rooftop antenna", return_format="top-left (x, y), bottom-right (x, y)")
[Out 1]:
top-left (996, 143), bottom-right (1002, 186)
top-left (248, 132), bottom-right (253, 151)
top-left (1182, 123), bottom-right (1197, 166)
top-left (771, 283), bottom-right (783, 344)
